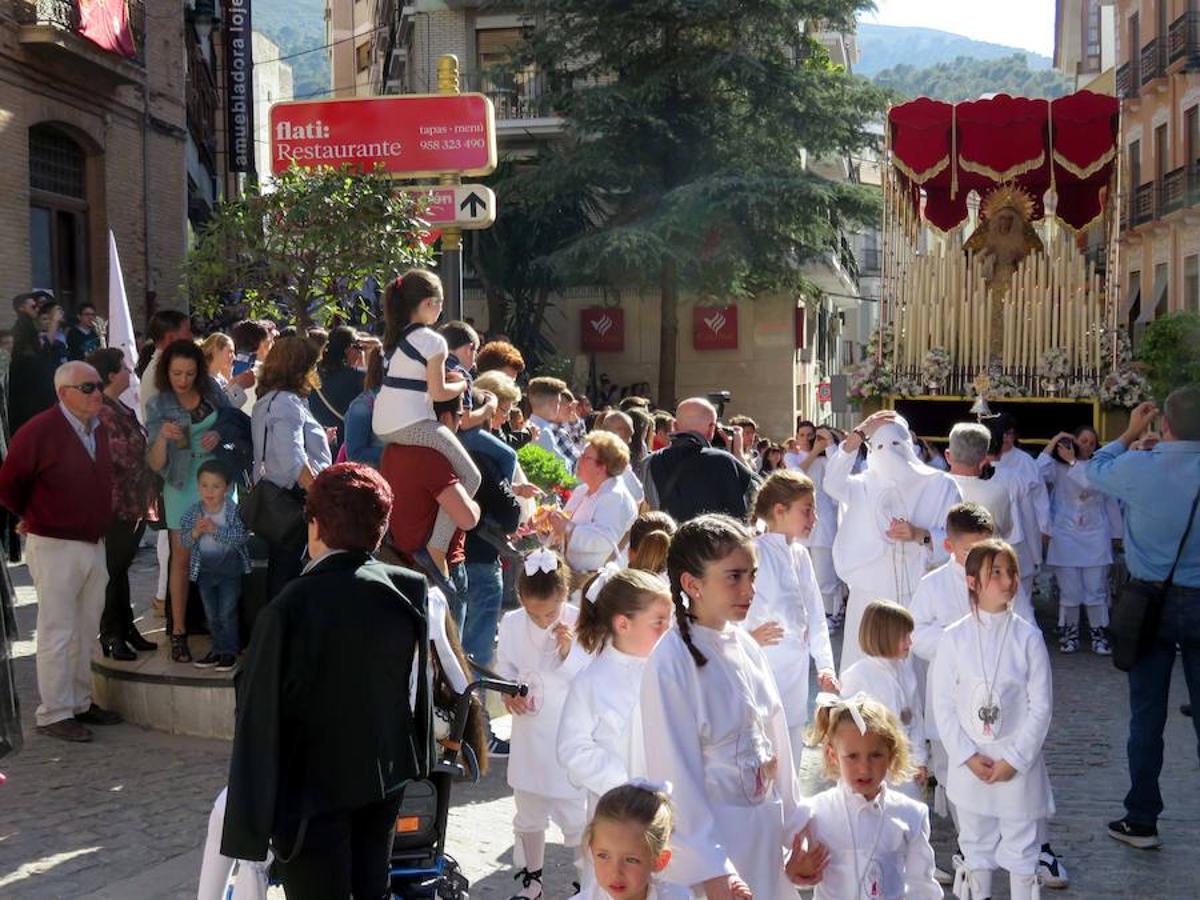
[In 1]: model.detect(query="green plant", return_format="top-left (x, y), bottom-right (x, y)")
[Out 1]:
top-left (517, 443), bottom-right (578, 493)
top-left (1136, 312), bottom-right (1200, 399)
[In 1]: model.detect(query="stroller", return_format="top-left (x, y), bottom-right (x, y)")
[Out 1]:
top-left (388, 667), bottom-right (528, 898)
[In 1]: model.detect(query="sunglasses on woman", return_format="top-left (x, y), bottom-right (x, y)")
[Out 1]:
top-left (65, 381), bottom-right (105, 395)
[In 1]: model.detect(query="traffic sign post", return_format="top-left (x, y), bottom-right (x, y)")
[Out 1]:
top-left (400, 185), bottom-right (496, 229)
top-left (437, 56), bottom-right (465, 321)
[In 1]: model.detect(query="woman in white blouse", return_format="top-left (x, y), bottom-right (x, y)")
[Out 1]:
top-left (551, 430), bottom-right (639, 573)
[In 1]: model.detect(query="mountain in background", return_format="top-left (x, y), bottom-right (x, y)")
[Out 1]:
top-left (254, 0), bottom-right (329, 101)
top-left (855, 22), bottom-right (1053, 78)
top-left (873, 54), bottom-right (1073, 101)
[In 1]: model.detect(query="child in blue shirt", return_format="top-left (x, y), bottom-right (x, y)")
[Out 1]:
top-left (180, 460), bottom-right (251, 671)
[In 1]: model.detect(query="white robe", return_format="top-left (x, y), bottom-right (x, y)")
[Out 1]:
top-left (800, 454), bottom-right (840, 550)
top-left (994, 448), bottom-right (1051, 571)
top-left (793, 782), bottom-right (942, 900)
top-left (638, 625), bottom-right (799, 897)
top-left (825, 440), bottom-right (962, 670)
top-left (743, 533), bottom-right (835, 736)
top-left (495, 604), bottom-right (591, 800)
top-left (557, 644), bottom-right (647, 819)
top-left (840, 655), bottom-right (927, 767)
top-left (1037, 453), bottom-right (1123, 568)
top-left (565, 476), bottom-right (639, 571)
top-left (908, 560), bottom-right (971, 742)
top-left (575, 880), bottom-right (691, 900)
top-left (930, 610), bottom-right (1055, 820)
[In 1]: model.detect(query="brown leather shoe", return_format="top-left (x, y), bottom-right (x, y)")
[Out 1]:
top-left (37, 719), bottom-right (93, 742)
top-left (74, 704), bottom-right (122, 726)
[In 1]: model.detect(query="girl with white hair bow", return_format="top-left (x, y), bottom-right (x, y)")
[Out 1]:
top-left (825, 412), bottom-right (962, 670)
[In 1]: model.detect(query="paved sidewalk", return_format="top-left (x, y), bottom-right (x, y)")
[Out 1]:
top-left (1, 551), bottom-right (1197, 897)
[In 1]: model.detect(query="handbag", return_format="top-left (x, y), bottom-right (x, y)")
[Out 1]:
top-left (1109, 487), bottom-right (1200, 672)
top-left (239, 395), bottom-right (307, 546)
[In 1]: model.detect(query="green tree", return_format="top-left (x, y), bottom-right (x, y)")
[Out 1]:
top-left (1137, 312), bottom-right (1200, 398)
top-left (500, 0), bottom-right (887, 405)
top-left (873, 54), bottom-right (1073, 102)
top-left (183, 167), bottom-right (434, 327)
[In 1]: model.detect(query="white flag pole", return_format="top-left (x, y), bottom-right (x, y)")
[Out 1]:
top-left (106, 230), bottom-right (142, 417)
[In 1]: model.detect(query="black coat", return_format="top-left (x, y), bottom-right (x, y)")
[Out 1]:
top-left (221, 551), bottom-right (432, 861)
top-left (645, 431), bottom-right (760, 524)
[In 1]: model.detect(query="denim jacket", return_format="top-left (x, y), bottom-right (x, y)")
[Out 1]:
top-left (145, 378), bottom-right (232, 489)
top-left (179, 497), bottom-right (251, 581)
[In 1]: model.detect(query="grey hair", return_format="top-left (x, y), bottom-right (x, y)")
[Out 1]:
top-left (54, 361), bottom-right (99, 390)
top-left (948, 422), bottom-right (992, 468)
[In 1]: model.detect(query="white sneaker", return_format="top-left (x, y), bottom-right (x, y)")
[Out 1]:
top-left (1058, 624), bottom-right (1079, 654)
top-left (1090, 628), bottom-right (1112, 656)
top-left (1037, 843), bottom-right (1069, 888)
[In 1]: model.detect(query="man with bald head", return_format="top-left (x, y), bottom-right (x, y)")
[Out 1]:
top-left (0, 360), bottom-right (121, 742)
top-left (643, 397), bottom-right (758, 523)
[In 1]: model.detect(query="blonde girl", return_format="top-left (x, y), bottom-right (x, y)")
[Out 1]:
top-left (786, 695), bottom-right (941, 898)
top-left (639, 514), bottom-right (798, 900)
top-left (745, 469), bottom-right (838, 758)
top-left (840, 600), bottom-right (928, 798)
top-left (580, 781), bottom-right (691, 900)
top-left (930, 540), bottom-right (1054, 900)
top-left (627, 511), bottom-right (676, 578)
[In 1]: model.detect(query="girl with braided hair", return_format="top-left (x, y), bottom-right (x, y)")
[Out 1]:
top-left (638, 514), bottom-right (800, 899)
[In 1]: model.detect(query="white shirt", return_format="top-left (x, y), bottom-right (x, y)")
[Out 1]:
top-left (784, 449), bottom-right (809, 470)
top-left (908, 560), bottom-right (970, 742)
top-left (794, 782), bottom-right (942, 900)
top-left (557, 644), bottom-right (648, 818)
top-left (495, 604), bottom-right (590, 800)
top-left (950, 473), bottom-right (1014, 542)
top-left (1037, 453), bottom-right (1123, 568)
top-left (58, 403), bottom-right (98, 459)
top-left (994, 448), bottom-right (1052, 568)
top-left (799, 454), bottom-right (840, 549)
top-left (564, 477), bottom-right (639, 572)
top-left (931, 609), bottom-right (1055, 820)
top-left (373, 326), bottom-right (446, 435)
top-left (638, 625), bottom-right (799, 897)
top-left (575, 881), bottom-right (691, 900)
top-left (619, 466), bottom-right (645, 504)
top-left (744, 533), bottom-right (835, 721)
top-left (841, 655), bottom-right (927, 766)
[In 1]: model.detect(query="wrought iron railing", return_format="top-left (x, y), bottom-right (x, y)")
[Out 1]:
top-left (1132, 181), bottom-right (1156, 226)
top-left (1115, 62), bottom-right (1137, 99)
top-left (16, 0), bottom-right (146, 66)
top-left (461, 68), bottom-right (555, 121)
top-left (1168, 11), bottom-right (1200, 67)
top-left (1140, 37), bottom-right (1165, 86)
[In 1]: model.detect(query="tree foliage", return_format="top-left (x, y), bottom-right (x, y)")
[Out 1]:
top-left (254, 0), bottom-right (329, 99)
top-left (873, 54), bottom-right (1073, 102)
top-left (497, 0), bottom-right (888, 404)
top-left (1137, 312), bottom-right (1200, 399)
top-left (183, 167), bottom-right (434, 327)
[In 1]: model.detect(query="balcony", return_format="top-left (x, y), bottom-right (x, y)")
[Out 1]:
top-left (1140, 37), bottom-right (1165, 87)
top-left (1115, 61), bottom-right (1138, 100)
top-left (16, 0), bottom-right (146, 83)
top-left (1168, 11), bottom-right (1200, 69)
top-left (461, 68), bottom-right (566, 139)
top-left (1132, 182), bottom-right (1155, 226)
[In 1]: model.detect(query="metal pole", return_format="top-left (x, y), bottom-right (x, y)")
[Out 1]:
top-left (438, 54), bottom-right (464, 321)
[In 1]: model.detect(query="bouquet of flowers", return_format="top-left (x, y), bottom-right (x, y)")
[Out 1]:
top-left (969, 365), bottom-right (1023, 398)
top-left (892, 373), bottom-right (925, 397)
top-left (1066, 377), bottom-right (1098, 400)
top-left (921, 346), bottom-right (952, 390)
top-left (1099, 368), bottom-right (1153, 408)
top-left (848, 325), bottom-right (897, 403)
top-left (1038, 347), bottom-right (1071, 394)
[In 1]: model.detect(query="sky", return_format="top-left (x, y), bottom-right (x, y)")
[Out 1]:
top-left (862, 0), bottom-right (1056, 58)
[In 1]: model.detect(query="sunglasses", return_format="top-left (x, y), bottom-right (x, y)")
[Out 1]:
top-left (65, 381), bottom-right (105, 395)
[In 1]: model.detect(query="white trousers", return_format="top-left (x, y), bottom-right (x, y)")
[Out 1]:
top-left (1014, 575), bottom-right (1035, 622)
top-left (1055, 565), bottom-right (1110, 627)
top-left (956, 809), bottom-right (1040, 876)
top-left (513, 788), bottom-right (587, 847)
top-left (808, 546), bottom-right (845, 616)
top-left (26, 534), bottom-right (107, 727)
top-left (197, 787), bottom-right (271, 900)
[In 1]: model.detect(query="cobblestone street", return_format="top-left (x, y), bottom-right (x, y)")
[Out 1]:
top-left (1, 550), bottom-right (1197, 898)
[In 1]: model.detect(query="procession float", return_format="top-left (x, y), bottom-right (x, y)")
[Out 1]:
top-left (852, 90), bottom-right (1148, 444)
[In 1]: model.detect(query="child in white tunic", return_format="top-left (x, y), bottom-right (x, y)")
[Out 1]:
top-left (639, 514), bottom-right (799, 899)
top-left (559, 568), bottom-right (673, 823)
top-left (745, 470), bottom-right (839, 759)
top-left (786, 694), bottom-right (941, 899)
top-left (579, 781), bottom-right (691, 900)
top-left (496, 550), bottom-right (591, 899)
top-left (840, 600), bottom-right (928, 800)
top-left (931, 539), bottom-right (1055, 900)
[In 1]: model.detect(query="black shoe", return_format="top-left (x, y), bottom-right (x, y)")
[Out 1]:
top-left (193, 650), bottom-right (220, 669)
top-left (1182, 704), bottom-right (1192, 717)
top-left (38, 719), bottom-right (93, 742)
top-left (487, 735), bottom-right (510, 758)
top-left (1107, 817), bottom-right (1162, 849)
top-left (124, 628), bottom-right (157, 652)
top-left (214, 654), bottom-right (238, 672)
top-left (74, 704), bottom-right (122, 726)
top-left (170, 634), bottom-right (192, 664)
top-left (100, 638), bottom-right (136, 662)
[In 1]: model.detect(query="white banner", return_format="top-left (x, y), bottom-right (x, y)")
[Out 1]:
top-left (106, 230), bottom-right (141, 417)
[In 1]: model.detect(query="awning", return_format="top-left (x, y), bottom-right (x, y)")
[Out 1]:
top-left (1137, 270), bottom-right (1168, 323)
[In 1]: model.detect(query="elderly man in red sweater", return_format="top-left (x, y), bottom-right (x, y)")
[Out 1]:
top-left (0, 360), bottom-right (122, 742)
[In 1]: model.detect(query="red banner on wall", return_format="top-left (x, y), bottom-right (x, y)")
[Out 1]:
top-left (580, 307), bottom-right (625, 352)
top-left (79, 0), bottom-right (137, 59)
top-left (693, 305), bottom-right (738, 351)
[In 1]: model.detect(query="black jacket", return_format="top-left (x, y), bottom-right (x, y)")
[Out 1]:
top-left (645, 432), bottom-right (759, 524)
top-left (464, 452), bottom-right (522, 565)
top-left (309, 365), bottom-right (365, 446)
top-left (221, 552), bottom-right (432, 861)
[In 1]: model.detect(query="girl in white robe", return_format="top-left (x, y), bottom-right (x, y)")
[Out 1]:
top-left (1037, 428), bottom-right (1123, 654)
top-left (559, 567), bottom-right (673, 891)
top-left (744, 469), bottom-right (838, 759)
top-left (786, 694), bottom-right (941, 899)
top-left (496, 550), bottom-right (591, 899)
top-left (931, 539), bottom-right (1054, 900)
top-left (799, 427), bottom-right (847, 625)
top-left (580, 780), bottom-right (691, 900)
top-left (640, 514), bottom-right (799, 898)
top-left (840, 600), bottom-right (928, 800)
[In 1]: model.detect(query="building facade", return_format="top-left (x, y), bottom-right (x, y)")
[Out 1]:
top-left (1056, 0), bottom-right (1119, 91)
top-left (253, 30), bottom-right (294, 189)
top-left (1113, 0), bottom-right (1200, 336)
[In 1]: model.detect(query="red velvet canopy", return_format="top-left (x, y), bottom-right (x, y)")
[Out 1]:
top-left (888, 91), bottom-right (1119, 233)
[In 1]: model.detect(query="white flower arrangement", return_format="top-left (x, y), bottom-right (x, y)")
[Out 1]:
top-left (892, 373), bottom-right (925, 397)
top-left (1066, 378), bottom-right (1097, 400)
top-left (1038, 347), bottom-right (1071, 394)
top-left (847, 325), bottom-right (898, 403)
top-left (1099, 368), bottom-right (1153, 408)
top-left (921, 346), bottom-right (952, 389)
